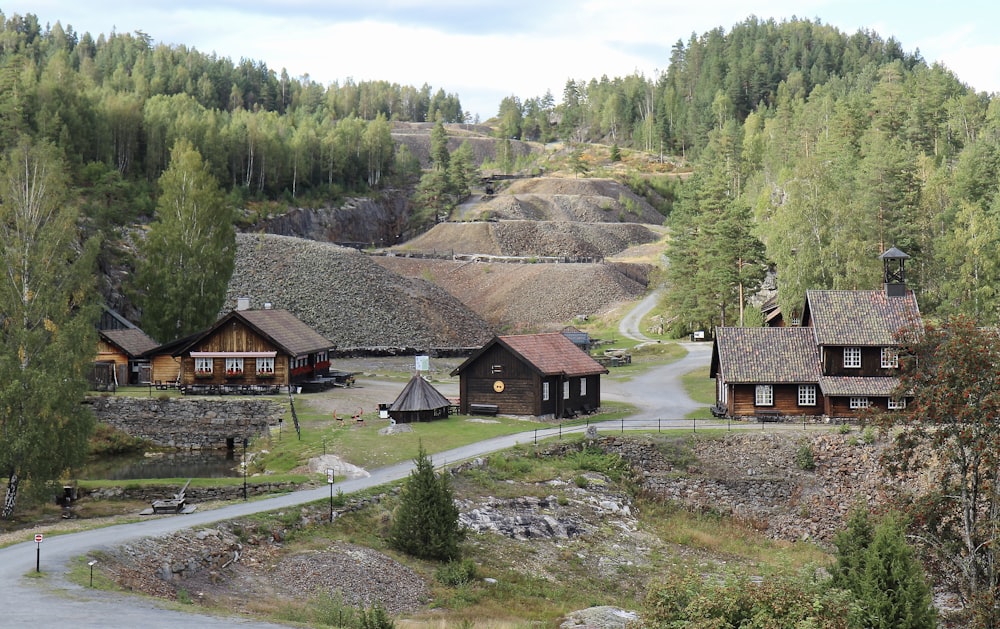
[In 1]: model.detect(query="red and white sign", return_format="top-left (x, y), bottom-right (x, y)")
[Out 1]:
top-left (34, 534), bottom-right (42, 543)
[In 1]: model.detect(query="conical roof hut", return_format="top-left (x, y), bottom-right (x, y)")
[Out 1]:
top-left (389, 375), bottom-right (452, 423)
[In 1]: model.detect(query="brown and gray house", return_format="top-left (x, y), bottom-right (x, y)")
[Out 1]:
top-left (711, 248), bottom-right (920, 420)
top-left (171, 306), bottom-right (334, 390)
top-left (451, 332), bottom-right (607, 418)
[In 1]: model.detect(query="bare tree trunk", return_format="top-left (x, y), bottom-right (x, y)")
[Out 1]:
top-left (2, 471), bottom-right (18, 520)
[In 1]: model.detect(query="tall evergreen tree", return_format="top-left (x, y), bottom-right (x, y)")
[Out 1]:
top-left (0, 138), bottom-right (100, 519)
top-left (134, 139), bottom-right (235, 342)
top-left (388, 443), bottom-right (462, 562)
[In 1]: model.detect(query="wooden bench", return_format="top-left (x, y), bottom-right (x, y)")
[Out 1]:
top-left (755, 409), bottom-right (781, 422)
top-left (469, 403), bottom-right (499, 416)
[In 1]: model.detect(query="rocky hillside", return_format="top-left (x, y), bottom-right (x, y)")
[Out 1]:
top-left (224, 233), bottom-right (494, 350)
top-left (375, 256), bottom-right (647, 332)
top-left (92, 431), bottom-right (935, 627)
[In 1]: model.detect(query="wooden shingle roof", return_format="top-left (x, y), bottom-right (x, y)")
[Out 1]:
top-left (804, 290), bottom-right (920, 347)
top-left (236, 309), bottom-right (333, 356)
top-left (390, 375), bottom-right (451, 412)
top-left (711, 327), bottom-right (821, 384)
top-left (100, 328), bottom-right (159, 358)
top-left (452, 333), bottom-right (608, 377)
top-left (176, 309), bottom-right (333, 357)
top-left (818, 376), bottom-right (899, 397)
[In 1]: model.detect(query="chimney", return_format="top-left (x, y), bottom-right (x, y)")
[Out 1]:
top-left (236, 297), bottom-right (251, 311)
top-left (264, 302), bottom-right (273, 310)
top-left (879, 247), bottom-right (910, 297)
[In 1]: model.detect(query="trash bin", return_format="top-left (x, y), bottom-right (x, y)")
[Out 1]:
top-left (378, 403), bottom-right (390, 419)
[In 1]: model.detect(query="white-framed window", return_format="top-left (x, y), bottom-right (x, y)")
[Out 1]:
top-left (195, 357), bottom-right (213, 374)
top-left (798, 384), bottom-right (817, 406)
top-left (225, 357), bottom-right (244, 375)
top-left (888, 397), bottom-right (907, 410)
top-left (580, 377), bottom-right (587, 396)
top-left (563, 380), bottom-right (570, 399)
top-left (755, 384), bottom-right (774, 406)
top-left (849, 396), bottom-right (870, 410)
top-left (256, 357), bottom-right (275, 374)
top-left (881, 347), bottom-right (899, 369)
top-left (542, 382), bottom-right (550, 401)
top-left (491, 364), bottom-right (503, 374)
top-left (844, 347), bottom-right (861, 368)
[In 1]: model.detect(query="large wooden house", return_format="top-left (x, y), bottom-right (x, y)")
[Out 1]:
top-left (172, 307), bottom-right (334, 390)
top-left (711, 248), bottom-right (920, 420)
top-left (451, 333), bottom-right (608, 418)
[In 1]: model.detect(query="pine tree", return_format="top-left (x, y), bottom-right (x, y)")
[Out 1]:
top-left (388, 443), bottom-right (462, 561)
top-left (134, 139), bottom-right (235, 342)
top-left (832, 509), bottom-right (936, 629)
top-left (0, 138), bottom-right (100, 519)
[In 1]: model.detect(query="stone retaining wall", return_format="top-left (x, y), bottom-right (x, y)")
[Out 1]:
top-left (87, 397), bottom-right (285, 449)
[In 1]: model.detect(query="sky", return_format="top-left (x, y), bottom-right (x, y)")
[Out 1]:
top-left (10, 1), bottom-right (1000, 121)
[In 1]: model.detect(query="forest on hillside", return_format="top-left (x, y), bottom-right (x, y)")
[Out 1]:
top-left (4, 10), bottom-right (1000, 332)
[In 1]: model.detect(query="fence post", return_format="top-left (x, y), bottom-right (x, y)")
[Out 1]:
top-left (621, 418), bottom-right (624, 434)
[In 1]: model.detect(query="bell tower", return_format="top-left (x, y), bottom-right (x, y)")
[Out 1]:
top-left (880, 246), bottom-right (910, 297)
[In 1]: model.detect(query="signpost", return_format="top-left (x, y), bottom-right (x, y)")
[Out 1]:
top-left (327, 468), bottom-right (335, 522)
top-left (34, 533), bottom-right (42, 572)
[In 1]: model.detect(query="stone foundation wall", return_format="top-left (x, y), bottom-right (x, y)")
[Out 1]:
top-left (87, 396), bottom-right (285, 449)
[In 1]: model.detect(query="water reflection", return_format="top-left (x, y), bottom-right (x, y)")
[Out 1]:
top-left (82, 449), bottom-right (241, 480)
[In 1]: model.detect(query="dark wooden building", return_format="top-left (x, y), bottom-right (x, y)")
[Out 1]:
top-left (173, 308), bottom-right (334, 390)
top-left (451, 333), bottom-right (607, 418)
top-left (711, 248), bottom-right (920, 420)
top-left (388, 375), bottom-right (451, 423)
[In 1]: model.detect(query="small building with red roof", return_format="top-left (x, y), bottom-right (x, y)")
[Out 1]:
top-left (450, 332), bottom-right (608, 418)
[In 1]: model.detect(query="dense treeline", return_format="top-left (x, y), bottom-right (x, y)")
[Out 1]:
top-left (0, 11), bottom-right (464, 210)
top-left (603, 17), bottom-right (1000, 332)
top-left (505, 17), bottom-right (918, 154)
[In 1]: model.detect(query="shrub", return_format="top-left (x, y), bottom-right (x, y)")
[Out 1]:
top-left (831, 509), bottom-right (936, 628)
top-left (436, 559), bottom-right (479, 586)
top-left (861, 427), bottom-right (876, 445)
top-left (644, 569), bottom-right (853, 627)
top-left (796, 441), bottom-right (816, 471)
top-left (358, 604), bottom-right (394, 629)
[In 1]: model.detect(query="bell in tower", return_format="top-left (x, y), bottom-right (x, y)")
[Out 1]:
top-left (879, 246), bottom-right (910, 297)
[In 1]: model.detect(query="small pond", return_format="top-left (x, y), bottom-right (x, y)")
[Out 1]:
top-left (82, 449), bottom-right (242, 480)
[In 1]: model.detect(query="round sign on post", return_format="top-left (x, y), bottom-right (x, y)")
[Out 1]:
top-left (34, 534), bottom-right (42, 543)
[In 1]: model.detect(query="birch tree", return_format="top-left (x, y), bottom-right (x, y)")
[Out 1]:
top-left (0, 138), bottom-right (99, 519)
top-left (134, 139), bottom-right (235, 342)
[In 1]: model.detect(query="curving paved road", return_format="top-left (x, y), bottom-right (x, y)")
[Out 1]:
top-left (0, 295), bottom-right (717, 628)
top-left (618, 288), bottom-right (662, 342)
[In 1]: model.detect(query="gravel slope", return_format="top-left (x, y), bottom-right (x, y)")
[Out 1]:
top-left (375, 257), bottom-right (646, 332)
top-left (225, 233), bottom-right (494, 349)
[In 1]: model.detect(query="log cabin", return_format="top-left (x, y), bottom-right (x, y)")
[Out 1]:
top-left (711, 248), bottom-right (920, 420)
top-left (96, 328), bottom-right (160, 385)
top-left (172, 306), bottom-right (334, 391)
top-left (451, 332), bottom-right (607, 419)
